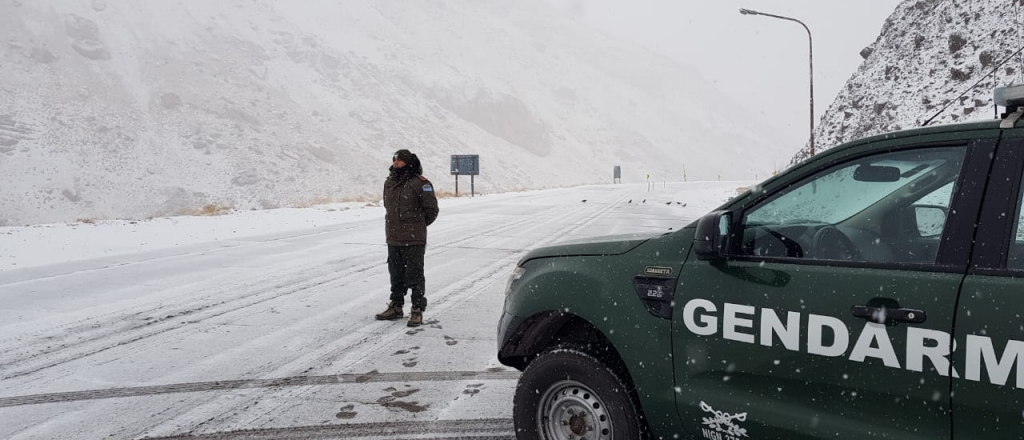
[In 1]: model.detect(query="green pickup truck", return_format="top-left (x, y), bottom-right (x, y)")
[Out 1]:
top-left (497, 87), bottom-right (1024, 440)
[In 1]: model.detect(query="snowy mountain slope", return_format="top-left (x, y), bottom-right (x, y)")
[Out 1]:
top-left (0, 0), bottom-right (787, 225)
top-left (792, 0), bottom-right (1023, 164)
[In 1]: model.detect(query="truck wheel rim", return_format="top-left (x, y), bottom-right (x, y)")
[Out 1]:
top-left (537, 380), bottom-right (613, 440)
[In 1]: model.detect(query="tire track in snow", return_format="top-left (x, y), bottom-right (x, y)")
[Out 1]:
top-left (253, 190), bottom-right (635, 382)
top-left (123, 191), bottom-right (633, 438)
top-left (0, 370), bottom-right (520, 408)
top-left (2, 189), bottom-right (632, 439)
top-left (0, 221), bottom-right (380, 288)
top-left (0, 264), bottom-right (369, 380)
top-left (0, 193), bottom-right (569, 374)
top-left (163, 190), bottom-right (637, 434)
top-left (0, 188), bottom-right (622, 381)
top-left (0, 200), bottom-right (563, 380)
top-left (140, 418), bottom-right (514, 440)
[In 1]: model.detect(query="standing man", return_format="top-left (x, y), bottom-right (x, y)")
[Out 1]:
top-left (376, 149), bottom-right (439, 327)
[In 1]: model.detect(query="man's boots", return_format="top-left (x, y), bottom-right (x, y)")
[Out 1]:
top-left (407, 308), bottom-right (423, 327)
top-left (375, 302), bottom-right (404, 320)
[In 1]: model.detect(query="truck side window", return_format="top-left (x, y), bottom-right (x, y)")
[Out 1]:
top-left (737, 147), bottom-right (966, 264)
top-left (1008, 175), bottom-right (1024, 270)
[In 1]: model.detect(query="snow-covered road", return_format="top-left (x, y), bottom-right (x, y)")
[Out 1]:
top-left (0, 182), bottom-right (747, 440)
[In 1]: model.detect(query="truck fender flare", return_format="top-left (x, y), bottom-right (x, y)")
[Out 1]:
top-left (498, 310), bottom-right (576, 368)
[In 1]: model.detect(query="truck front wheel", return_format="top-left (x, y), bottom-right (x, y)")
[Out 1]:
top-left (513, 348), bottom-right (643, 440)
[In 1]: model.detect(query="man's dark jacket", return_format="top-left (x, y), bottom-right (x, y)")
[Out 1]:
top-left (384, 160), bottom-right (439, 245)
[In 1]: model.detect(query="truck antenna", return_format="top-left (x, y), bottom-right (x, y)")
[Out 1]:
top-left (922, 44), bottom-right (1024, 127)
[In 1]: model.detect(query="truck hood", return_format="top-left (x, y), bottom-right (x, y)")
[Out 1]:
top-left (518, 232), bottom-right (662, 264)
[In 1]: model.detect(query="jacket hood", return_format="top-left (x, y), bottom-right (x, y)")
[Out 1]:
top-left (408, 153), bottom-right (423, 175)
top-left (389, 153), bottom-right (423, 179)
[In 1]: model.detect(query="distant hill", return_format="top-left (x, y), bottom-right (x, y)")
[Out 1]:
top-left (0, 0), bottom-right (787, 225)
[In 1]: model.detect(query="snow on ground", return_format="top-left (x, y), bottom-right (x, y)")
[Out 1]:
top-left (0, 181), bottom-right (748, 440)
top-left (0, 189), bottom-right (540, 272)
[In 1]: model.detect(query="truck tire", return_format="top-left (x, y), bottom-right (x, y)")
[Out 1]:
top-left (513, 348), bottom-right (643, 440)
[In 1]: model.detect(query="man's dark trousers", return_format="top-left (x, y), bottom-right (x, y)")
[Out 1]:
top-left (387, 245), bottom-right (427, 310)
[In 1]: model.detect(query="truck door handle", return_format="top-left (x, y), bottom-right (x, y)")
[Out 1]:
top-left (851, 305), bottom-right (927, 325)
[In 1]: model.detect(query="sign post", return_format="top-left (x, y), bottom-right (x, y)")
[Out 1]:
top-left (450, 155), bottom-right (480, 197)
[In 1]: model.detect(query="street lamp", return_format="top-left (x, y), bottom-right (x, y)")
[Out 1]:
top-left (740, 8), bottom-right (815, 157)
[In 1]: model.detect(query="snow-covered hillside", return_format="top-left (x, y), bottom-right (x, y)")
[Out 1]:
top-left (0, 0), bottom-right (786, 225)
top-left (793, 0), bottom-right (1021, 163)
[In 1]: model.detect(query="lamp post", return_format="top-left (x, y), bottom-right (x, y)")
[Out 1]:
top-left (740, 8), bottom-right (815, 157)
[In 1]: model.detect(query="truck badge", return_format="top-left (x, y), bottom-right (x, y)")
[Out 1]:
top-left (644, 266), bottom-right (673, 276)
top-left (700, 401), bottom-right (749, 439)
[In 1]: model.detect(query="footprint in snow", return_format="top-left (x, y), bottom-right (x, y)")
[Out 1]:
top-left (462, 383), bottom-right (485, 396)
top-left (335, 404), bottom-right (358, 419)
top-left (392, 346), bottom-right (420, 356)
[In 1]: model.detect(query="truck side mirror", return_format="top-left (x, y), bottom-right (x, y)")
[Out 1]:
top-left (913, 205), bottom-right (947, 237)
top-left (694, 210), bottom-right (732, 260)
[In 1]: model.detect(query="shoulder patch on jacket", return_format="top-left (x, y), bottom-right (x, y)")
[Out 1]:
top-left (422, 184), bottom-right (433, 192)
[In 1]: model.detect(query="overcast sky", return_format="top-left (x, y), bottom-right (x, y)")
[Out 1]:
top-left (552, 0), bottom-right (903, 153)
